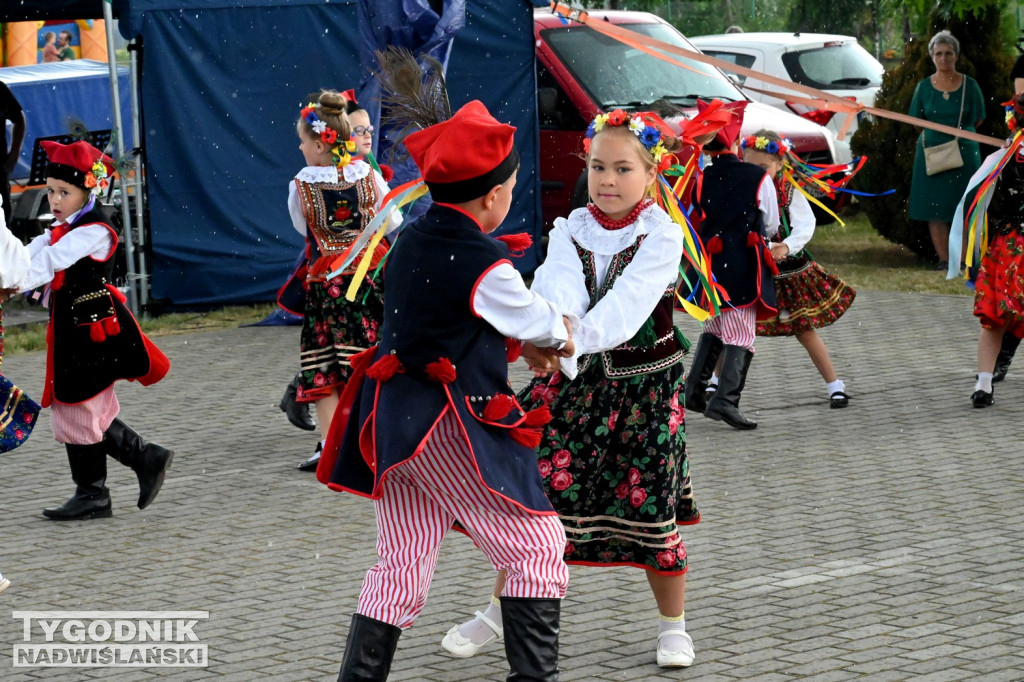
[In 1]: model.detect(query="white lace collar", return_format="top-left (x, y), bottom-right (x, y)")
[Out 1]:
top-left (294, 166), bottom-right (338, 184)
top-left (294, 160), bottom-right (371, 184)
top-left (561, 204), bottom-right (669, 255)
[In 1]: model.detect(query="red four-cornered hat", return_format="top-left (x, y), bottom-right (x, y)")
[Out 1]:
top-left (403, 100), bottom-right (519, 204)
top-left (696, 99), bottom-right (748, 149)
top-left (41, 140), bottom-right (115, 189)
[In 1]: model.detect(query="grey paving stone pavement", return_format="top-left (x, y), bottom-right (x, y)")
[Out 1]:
top-left (1, 288), bottom-right (1021, 681)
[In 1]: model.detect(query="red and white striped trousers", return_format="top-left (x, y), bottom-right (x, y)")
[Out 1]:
top-left (357, 409), bottom-right (569, 629)
top-left (703, 306), bottom-right (756, 352)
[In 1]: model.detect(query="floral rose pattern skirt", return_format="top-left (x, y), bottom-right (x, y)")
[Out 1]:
top-left (974, 232), bottom-right (1024, 336)
top-left (298, 274), bottom-right (383, 401)
top-left (757, 258), bottom-right (856, 336)
top-left (518, 360), bottom-right (699, 574)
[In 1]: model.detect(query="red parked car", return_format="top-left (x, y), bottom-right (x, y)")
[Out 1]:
top-left (534, 9), bottom-right (844, 228)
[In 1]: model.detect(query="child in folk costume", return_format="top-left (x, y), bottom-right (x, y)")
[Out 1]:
top-left (444, 108), bottom-right (706, 669)
top-left (741, 130), bottom-right (856, 409)
top-left (684, 100), bottom-right (780, 430)
top-left (14, 141), bottom-right (172, 520)
top-left (279, 89), bottom-right (392, 439)
top-left (317, 99), bottom-right (574, 681)
top-left (0, 206), bottom-right (44, 594)
top-left (949, 94), bottom-right (1024, 407)
top-left (287, 89), bottom-right (398, 470)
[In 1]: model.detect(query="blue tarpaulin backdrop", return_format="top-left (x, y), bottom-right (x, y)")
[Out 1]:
top-left (1, 60), bottom-right (132, 181)
top-left (115, 0), bottom-right (546, 306)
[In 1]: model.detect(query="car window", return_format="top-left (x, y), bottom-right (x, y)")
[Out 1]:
top-left (541, 23), bottom-right (744, 110)
top-left (781, 43), bottom-right (883, 90)
top-left (699, 51), bottom-right (756, 84)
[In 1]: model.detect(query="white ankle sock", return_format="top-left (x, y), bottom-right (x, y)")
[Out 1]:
top-left (458, 596), bottom-right (502, 644)
top-left (657, 612), bottom-right (687, 651)
top-left (709, 372), bottom-right (719, 388)
top-left (976, 373), bottom-right (993, 393)
top-left (826, 379), bottom-right (845, 396)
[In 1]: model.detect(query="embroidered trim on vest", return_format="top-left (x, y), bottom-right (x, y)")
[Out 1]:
top-left (573, 237), bottom-right (683, 379)
top-left (297, 174), bottom-right (380, 279)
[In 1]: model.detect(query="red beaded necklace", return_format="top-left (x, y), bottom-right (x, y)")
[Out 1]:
top-left (587, 197), bottom-right (654, 230)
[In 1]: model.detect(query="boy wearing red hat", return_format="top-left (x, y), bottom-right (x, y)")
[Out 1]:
top-left (684, 101), bottom-right (780, 430)
top-left (318, 100), bottom-right (573, 681)
top-left (5, 140), bottom-right (173, 520)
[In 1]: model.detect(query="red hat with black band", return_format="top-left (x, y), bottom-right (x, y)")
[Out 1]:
top-left (403, 100), bottom-right (519, 204)
top-left (41, 140), bottom-right (115, 193)
top-left (696, 99), bottom-right (748, 149)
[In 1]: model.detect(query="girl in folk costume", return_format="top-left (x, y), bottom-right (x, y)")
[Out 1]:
top-left (444, 108), bottom-right (707, 669)
top-left (742, 130), bottom-right (856, 409)
top-left (0, 206), bottom-right (44, 593)
top-left (279, 89), bottom-right (393, 439)
top-left (14, 141), bottom-right (172, 520)
top-left (684, 100), bottom-right (780, 430)
top-left (287, 89), bottom-right (399, 470)
top-left (949, 94), bottom-right (1024, 407)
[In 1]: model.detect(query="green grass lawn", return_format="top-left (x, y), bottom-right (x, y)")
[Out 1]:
top-left (810, 210), bottom-right (972, 296)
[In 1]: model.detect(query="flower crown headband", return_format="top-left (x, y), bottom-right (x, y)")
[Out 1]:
top-left (300, 102), bottom-right (357, 169)
top-left (584, 109), bottom-right (670, 167)
top-left (739, 135), bottom-right (793, 157)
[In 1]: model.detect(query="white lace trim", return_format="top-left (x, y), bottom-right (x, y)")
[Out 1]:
top-left (294, 166), bottom-right (339, 184)
top-left (557, 204), bottom-right (670, 256)
top-left (342, 160), bottom-right (371, 183)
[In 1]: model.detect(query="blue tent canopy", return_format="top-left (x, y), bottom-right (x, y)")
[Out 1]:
top-left (0, 60), bottom-right (132, 181)
top-left (115, 0), bottom-right (547, 306)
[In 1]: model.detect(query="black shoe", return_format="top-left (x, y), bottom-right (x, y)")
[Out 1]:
top-left (704, 384), bottom-right (717, 404)
top-left (337, 614), bottom-right (401, 682)
top-left (684, 334), bottom-right (723, 413)
top-left (104, 419), bottom-right (174, 509)
top-left (43, 443), bottom-right (113, 520)
top-left (704, 345), bottom-right (757, 429)
top-left (280, 373), bottom-right (316, 431)
top-left (829, 391), bottom-right (850, 409)
top-left (502, 598), bottom-right (560, 682)
top-left (971, 390), bottom-right (994, 408)
top-left (298, 442), bottom-right (322, 472)
top-left (935, 260), bottom-right (948, 271)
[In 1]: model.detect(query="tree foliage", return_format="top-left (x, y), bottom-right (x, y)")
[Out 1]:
top-left (850, 3), bottom-right (1013, 258)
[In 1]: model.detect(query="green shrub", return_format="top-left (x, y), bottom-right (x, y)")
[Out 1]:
top-left (850, 4), bottom-right (1013, 259)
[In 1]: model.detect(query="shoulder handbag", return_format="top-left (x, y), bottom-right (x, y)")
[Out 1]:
top-left (921, 78), bottom-right (966, 176)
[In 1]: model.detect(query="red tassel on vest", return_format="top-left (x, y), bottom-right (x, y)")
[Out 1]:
top-left (424, 357), bottom-right (456, 384)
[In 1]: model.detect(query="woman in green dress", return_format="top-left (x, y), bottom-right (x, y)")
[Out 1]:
top-left (908, 30), bottom-right (985, 270)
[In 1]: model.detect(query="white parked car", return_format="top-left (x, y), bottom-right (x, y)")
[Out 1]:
top-left (690, 32), bottom-right (885, 163)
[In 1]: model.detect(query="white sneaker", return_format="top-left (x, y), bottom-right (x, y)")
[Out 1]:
top-left (656, 629), bottom-right (694, 667)
top-left (0, 574), bottom-right (10, 595)
top-left (440, 611), bottom-right (503, 658)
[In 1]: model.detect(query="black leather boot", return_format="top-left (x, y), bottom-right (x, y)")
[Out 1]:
top-left (502, 597), bottom-right (560, 682)
top-left (704, 344), bottom-right (757, 430)
top-left (683, 334), bottom-right (723, 414)
top-left (104, 419), bottom-right (174, 509)
top-left (337, 613), bottom-right (401, 682)
top-left (43, 443), bottom-right (112, 520)
top-left (993, 332), bottom-right (1020, 382)
top-left (280, 372), bottom-right (316, 430)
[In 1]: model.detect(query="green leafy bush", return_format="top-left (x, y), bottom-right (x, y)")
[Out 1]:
top-left (850, 5), bottom-right (1013, 259)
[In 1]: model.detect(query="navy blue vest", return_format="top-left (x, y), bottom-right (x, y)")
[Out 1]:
top-left (325, 204), bottom-right (556, 514)
top-left (698, 153), bottom-right (778, 317)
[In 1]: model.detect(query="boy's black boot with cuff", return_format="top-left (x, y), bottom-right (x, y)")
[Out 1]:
top-left (683, 333), bottom-right (723, 414)
top-left (502, 597), bottom-right (560, 682)
top-left (704, 344), bottom-right (757, 430)
top-left (280, 372), bottom-right (316, 430)
top-left (43, 443), bottom-right (112, 520)
top-left (337, 613), bottom-right (401, 682)
top-left (103, 418), bottom-right (174, 509)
